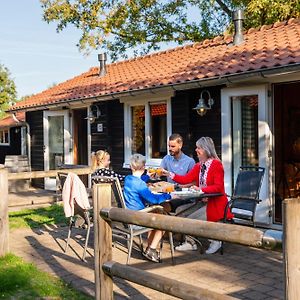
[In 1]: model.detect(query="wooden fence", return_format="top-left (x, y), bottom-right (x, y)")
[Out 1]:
top-left (93, 183), bottom-right (299, 300)
top-left (1, 169), bottom-right (300, 299)
top-left (0, 166), bottom-right (92, 257)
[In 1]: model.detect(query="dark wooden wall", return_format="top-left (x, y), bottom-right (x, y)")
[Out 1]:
top-left (91, 100), bottom-right (127, 174)
top-left (0, 127), bottom-right (22, 164)
top-left (26, 110), bottom-right (44, 188)
top-left (172, 86), bottom-right (223, 161)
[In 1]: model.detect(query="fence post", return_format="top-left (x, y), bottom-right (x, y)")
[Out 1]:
top-left (93, 183), bottom-right (113, 300)
top-left (0, 167), bottom-right (9, 256)
top-left (283, 198), bottom-right (300, 300)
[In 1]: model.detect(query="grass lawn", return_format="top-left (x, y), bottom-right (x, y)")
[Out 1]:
top-left (9, 204), bottom-right (67, 230)
top-left (6, 205), bottom-right (93, 299)
top-left (0, 253), bottom-right (92, 299)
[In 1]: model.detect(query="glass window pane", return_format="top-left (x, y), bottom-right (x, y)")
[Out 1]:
top-left (131, 106), bottom-right (145, 155)
top-left (150, 103), bottom-right (167, 158)
top-left (0, 131), bottom-right (3, 143)
top-left (48, 116), bottom-right (64, 169)
top-left (232, 95), bottom-right (258, 181)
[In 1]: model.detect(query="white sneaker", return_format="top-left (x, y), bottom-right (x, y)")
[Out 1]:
top-left (175, 242), bottom-right (197, 251)
top-left (205, 240), bottom-right (221, 254)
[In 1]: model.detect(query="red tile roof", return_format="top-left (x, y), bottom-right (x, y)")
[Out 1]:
top-left (0, 112), bottom-right (25, 128)
top-left (10, 18), bottom-right (300, 111)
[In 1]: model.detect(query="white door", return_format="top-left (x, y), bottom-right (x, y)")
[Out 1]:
top-left (221, 85), bottom-right (271, 225)
top-left (44, 111), bottom-right (71, 190)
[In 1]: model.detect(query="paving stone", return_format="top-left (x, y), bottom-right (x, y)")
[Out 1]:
top-left (9, 227), bottom-right (284, 299)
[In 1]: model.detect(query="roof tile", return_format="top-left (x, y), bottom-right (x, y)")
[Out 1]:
top-left (0, 112), bottom-right (25, 128)
top-left (11, 18), bottom-right (300, 111)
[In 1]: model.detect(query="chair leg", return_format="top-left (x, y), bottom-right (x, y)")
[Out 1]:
top-left (65, 217), bottom-right (73, 253)
top-left (220, 241), bottom-right (224, 255)
top-left (82, 223), bottom-right (91, 261)
top-left (168, 232), bottom-right (175, 265)
top-left (138, 234), bottom-right (144, 253)
top-left (127, 235), bottom-right (134, 264)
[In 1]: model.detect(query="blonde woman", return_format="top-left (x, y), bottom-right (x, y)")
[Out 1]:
top-left (91, 150), bottom-right (126, 184)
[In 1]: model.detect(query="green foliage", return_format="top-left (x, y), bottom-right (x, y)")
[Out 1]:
top-left (0, 64), bottom-right (17, 119)
top-left (40, 0), bottom-right (300, 60)
top-left (9, 204), bottom-right (66, 230)
top-left (0, 253), bottom-right (92, 299)
top-left (245, 0), bottom-right (300, 28)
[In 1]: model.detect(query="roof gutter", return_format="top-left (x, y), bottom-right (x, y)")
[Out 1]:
top-left (8, 62), bottom-right (300, 113)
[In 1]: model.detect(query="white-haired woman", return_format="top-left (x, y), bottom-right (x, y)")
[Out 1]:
top-left (163, 137), bottom-right (233, 254)
top-left (124, 153), bottom-right (175, 263)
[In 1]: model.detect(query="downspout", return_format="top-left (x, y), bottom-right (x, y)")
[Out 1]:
top-left (12, 113), bottom-right (31, 172)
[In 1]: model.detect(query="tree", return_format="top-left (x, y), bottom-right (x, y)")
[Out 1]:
top-left (40, 0), bottom-right (300, 60)
top-left (0, 64), bottom-right (17, 119)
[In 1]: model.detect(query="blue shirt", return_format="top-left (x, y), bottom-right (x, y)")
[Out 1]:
top-left (124, 175), bottom-right (171, 210)
top-left (160, 153), bottom-right (195, 183)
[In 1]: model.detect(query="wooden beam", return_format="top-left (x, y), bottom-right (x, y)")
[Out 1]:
top-left (0, 167), bottom-right (9, 256)
top-left (7, 167), bottom-right (92, 180)
top-left (94, 183), bottom-right (113, 300)
top-left (103, 261), bottom-right (238, 300)
top-left (100, 207), bottom-right (281, 249)
top-left (283, 198), bottom-right (300, 300)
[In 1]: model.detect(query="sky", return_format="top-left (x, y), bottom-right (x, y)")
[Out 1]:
top-left (0, 1), bottom-right (198, 100)
top-left (0, 0), bottom-right (99, 99)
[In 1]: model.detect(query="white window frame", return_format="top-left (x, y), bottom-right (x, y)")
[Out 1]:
top-left (221, 84), bottom-right (271, 225)
top-left (43, 110), bottom-right (71, 190)
top-left (0, 128), bottom-right (10, 145)
top-left (121, 91), bottom-right (173, 168)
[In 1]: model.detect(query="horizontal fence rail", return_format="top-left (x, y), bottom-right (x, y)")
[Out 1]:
top-left (7, 167), bottom-right (93, 180)
top-left (102, 261), bottom-right (237, 300)
top-left (100, 207), bottom-right (282, 251)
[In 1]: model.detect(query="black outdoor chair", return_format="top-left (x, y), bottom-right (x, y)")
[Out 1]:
top-left (94, 176), bottom-right (175, 264)
top-left (57, 172), bottom-right (92, 262)
top-left (221, 166), bottom-right (265, 253)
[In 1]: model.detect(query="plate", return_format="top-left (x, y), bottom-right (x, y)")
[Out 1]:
top-left (171, 190), bottom-right (203, 197)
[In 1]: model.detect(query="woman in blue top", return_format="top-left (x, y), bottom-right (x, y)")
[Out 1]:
top-left (124, 153), bottom-right (175, 263)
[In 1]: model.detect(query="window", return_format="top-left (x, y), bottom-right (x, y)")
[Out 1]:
top-left (0, 129), bottom-right (10, 145)
top-left (221, 85), bottom-right (270, 225)
top-left (231, 95), bottom-right (258, 183)
top-left (132, 106), bottom-right (146, 155)
top-left (123, 93), bottom-right (172, 167)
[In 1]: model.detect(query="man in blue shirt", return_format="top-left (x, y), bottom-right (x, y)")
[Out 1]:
top-left (161, 133), bottom-right (195, 183)
top-left (160, 133), bottom-right (198, 252)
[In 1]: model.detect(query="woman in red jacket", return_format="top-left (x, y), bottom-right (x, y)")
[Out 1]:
top-left (164, 136), bottom-right (233, 254)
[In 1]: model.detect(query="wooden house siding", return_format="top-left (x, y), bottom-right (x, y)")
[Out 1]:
top-left (91, 100), bottom-right (127, 174)
top-left (172, 87), bottom-right (222, 161)
top-left (26, 110), bottom-right (44, 188)
top-left (0, 127), bottom-right (22, 164)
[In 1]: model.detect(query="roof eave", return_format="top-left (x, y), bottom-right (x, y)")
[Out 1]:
top-left (8, 62), bottom-right (300, 113)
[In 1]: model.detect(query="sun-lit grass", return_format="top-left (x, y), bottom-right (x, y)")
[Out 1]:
top-left (0, 253), bottom-right (92, 299)
top-left (9, 204), bottom-right (67, 230)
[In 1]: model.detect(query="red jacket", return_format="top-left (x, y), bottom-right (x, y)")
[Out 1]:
top-left (173, 159), bottom-right (233, 222)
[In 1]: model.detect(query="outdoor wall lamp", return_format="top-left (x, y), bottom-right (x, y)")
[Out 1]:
top-left (85, 104), bottom-right (101, 123)
top-left (193, 90), bottom-right (214, 116)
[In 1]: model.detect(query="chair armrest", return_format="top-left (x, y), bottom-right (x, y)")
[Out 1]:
top-left (230, 196), bottom-right (262, 203)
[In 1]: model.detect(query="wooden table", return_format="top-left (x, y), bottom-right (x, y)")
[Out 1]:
top-left (165, 191), bottom-right (223, 212)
